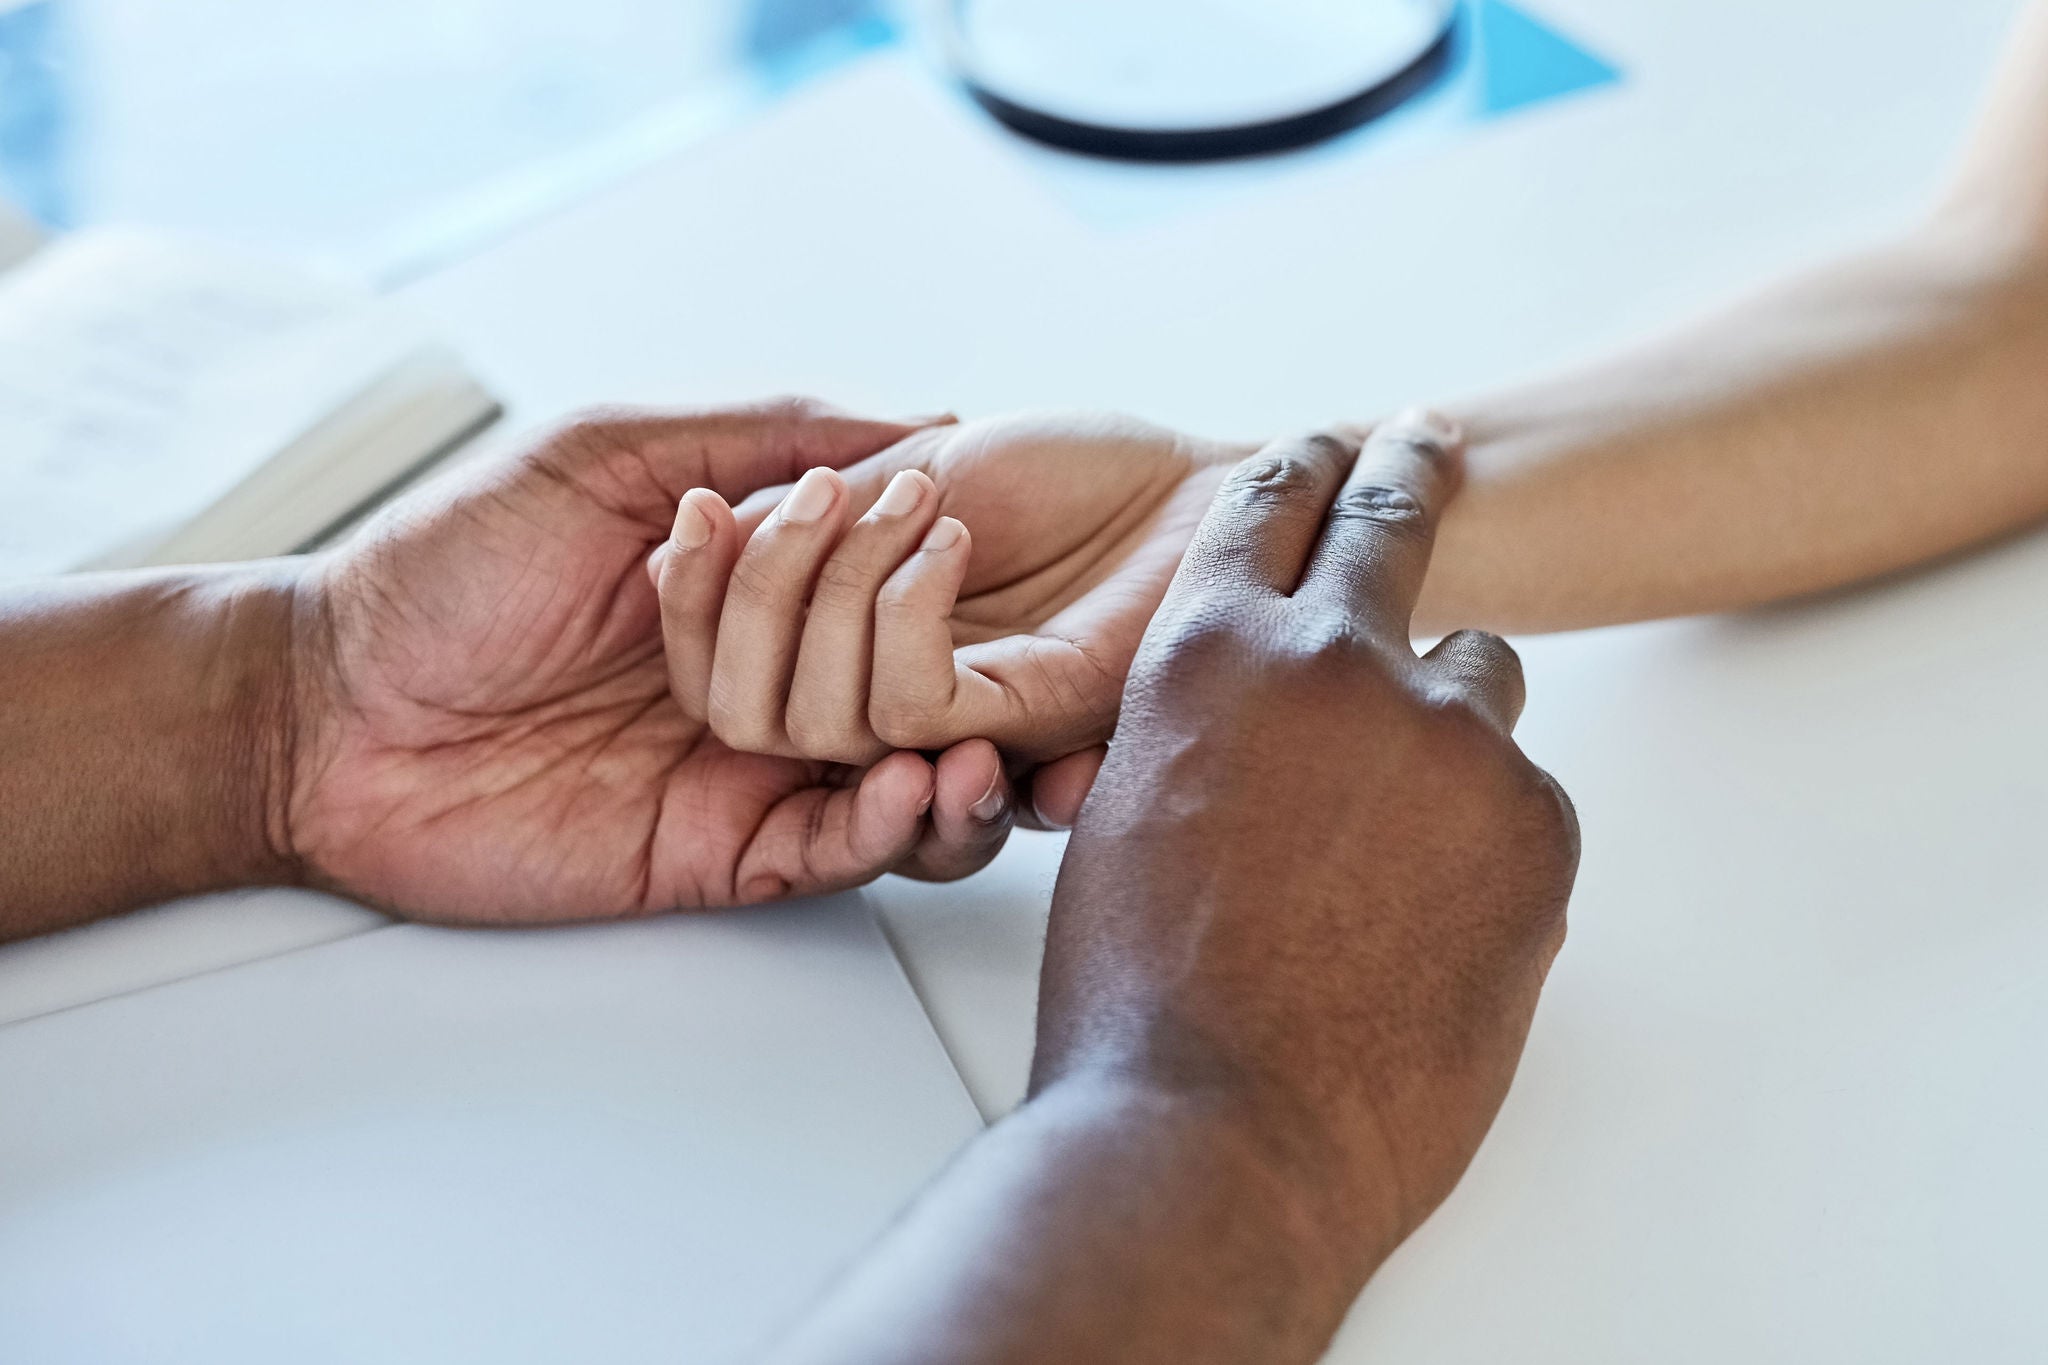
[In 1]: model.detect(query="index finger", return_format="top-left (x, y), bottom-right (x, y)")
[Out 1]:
top-left (1297, 409), bottom-right (1464, 638)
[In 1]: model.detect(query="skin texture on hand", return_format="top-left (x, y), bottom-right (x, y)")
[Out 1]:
top-left (285, 401), bottom-right (1021, 925)
top-left (650, 412), bottom-right (1246, 814)
top-left (1038, 416), bottom-right (1582, 1250)
top-left (768, 417), bottom-right (1582, 1365)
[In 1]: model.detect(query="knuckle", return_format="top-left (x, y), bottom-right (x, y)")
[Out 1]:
top-left (1330, 481), bottom-right (1428, 528)
top-left (722, 555), bottom-right (784, 610)
top-left (868, 700), bottom-right (937, 751)
top-left (812, 554), bottom-right (878, 603)
top-left (1443, 626), bottom-right (1513, 657)
top-left (1444, 628), bottom-right (1525, 685)
top-left (1302, 431), bottom-right (1352, 459)
top-left (1225, 452), bottom-right (1324, 503)
top-left (1442, 627), bottom-right (1515, 661)
top-left (781, 712), bottom-right (829, 754)
top-left (874, 576), bottom-right (925, 618)
top-left (1152, 604), bottom-right (1252, 666)
top-left (707, 701), bottom-right (777, 756)
top-left (785, 707), bottom-right (873, 764)
top-left (1268, 619), bottom-right (1376, 690)
top-left (1293, 613), bottom-right (1369, 660)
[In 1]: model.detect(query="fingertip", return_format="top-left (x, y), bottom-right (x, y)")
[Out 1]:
top-left (671, 495), bottom-right (711, 551)
top-left (659, 492), bottom-right (739, 595)
top-left (870, 467), bottom-right (936, 521)
top-left (1385, 407), bottom-right (1466, 452)
top-left (891, 738), bottom-right (1015, 883)
top-left (1028, 746), bottom-right (1106, 831)
top-left (826, 751), bottom-right (938, 875)
top-left (675, 486), bottom-right (733, 540)
top-left (1369, 409), bottom-right (1468, 500)
top-left (925, 516), bottom-right (967, 555)
top-left (777, 466), bottom-right (846, 526)
top-left (879, 516), bottom-right (971, 611)
top-left (936, 738), bottom-right (1008, 826)
top-left (864, 748), bottom-right (939, 821)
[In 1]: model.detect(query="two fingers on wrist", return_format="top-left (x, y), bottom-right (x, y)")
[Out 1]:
top-left (1175, 411), bottom-right (1525, 735)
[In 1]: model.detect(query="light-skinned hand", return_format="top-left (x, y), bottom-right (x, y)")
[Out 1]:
top-left (647, 412), bottom-right (1248, 826)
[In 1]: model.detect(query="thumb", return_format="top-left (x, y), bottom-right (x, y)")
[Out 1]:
top-left (544, 400), bottom-right (954, 530)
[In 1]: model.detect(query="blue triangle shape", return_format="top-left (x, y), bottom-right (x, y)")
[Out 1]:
top-left (1476, 0), bottom-right (1621, 117)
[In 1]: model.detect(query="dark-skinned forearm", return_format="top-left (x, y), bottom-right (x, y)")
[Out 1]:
top-left (0, 564), bottom-right (303, 941)
top-left (763, 1072), bottom-right (1392, 1365)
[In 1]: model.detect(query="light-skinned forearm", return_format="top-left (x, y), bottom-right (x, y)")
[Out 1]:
top-left (0, 565), bottom-right (303, 941)
top-left (1416, 226), bottom-right (2048, 634)
top-left (1416, 0), bottom-right (2048, 635)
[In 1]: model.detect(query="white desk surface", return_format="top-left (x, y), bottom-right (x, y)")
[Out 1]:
top-left (0, 898), bottom-right (983, 1365)
top-left (7, 1), bottom-right (2048, 1359)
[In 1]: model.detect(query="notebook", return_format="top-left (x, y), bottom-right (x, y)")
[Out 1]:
top-left (0, 894), bottom-right (983, 1365)
top-left (0, 228), bottom-right (500, 582)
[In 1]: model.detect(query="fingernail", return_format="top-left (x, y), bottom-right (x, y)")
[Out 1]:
top-left (779, 468), bottom-right (837, 524)
top-left (671, 496), bottom-right (712, 550)
top-left (873, 470), bottom-right (925, 518)
top-left (1389, 408), bottom-right (1464, 448)
top-left (921, 517), bottom-right (965, 552)
top-left (915, 783), bottom-right (935, 817)
top-left (897, 411), bottom-right (957, 427)
top-left (970, 772), bottom-right (1007, 823)
top-left (1033, 797), bottom-right (1073, 832)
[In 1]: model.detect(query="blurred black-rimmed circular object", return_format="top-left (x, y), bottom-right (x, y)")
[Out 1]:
top-left (946, 0), bottom-right (1460, 163)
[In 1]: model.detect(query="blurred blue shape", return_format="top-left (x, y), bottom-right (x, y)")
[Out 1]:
top-left (744, 0), bottom-right (885, 64)
top-left (742, 0), bottom-right (899, 95)
top-left (1475, 0), bottom-right (1620, 116)
top-left (0, 0), bottom-right (70, 226)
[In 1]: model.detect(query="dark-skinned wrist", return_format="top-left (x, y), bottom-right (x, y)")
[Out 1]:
top-left (109, 560), bottom-right (307, 898)
top-left (1026, 1059), bottom-right (1408, 1314)
top-left (208, 560), bottom-right (312, 894)
top-left (0, 560), bottom-right (308, 939)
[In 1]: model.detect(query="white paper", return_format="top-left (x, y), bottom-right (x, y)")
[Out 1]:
top-left (0, 229), bottom-right (411, 578)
